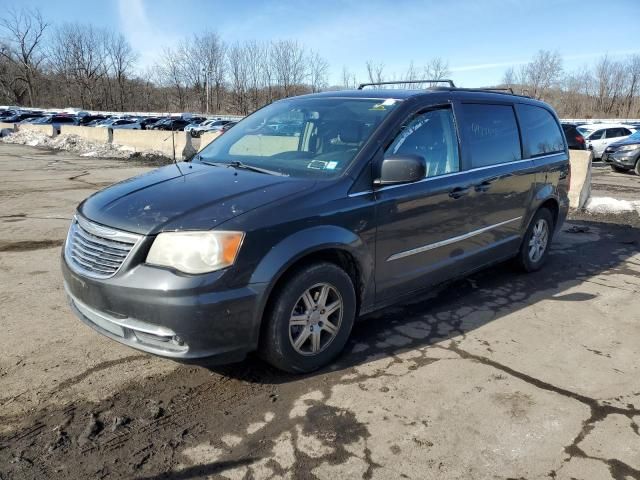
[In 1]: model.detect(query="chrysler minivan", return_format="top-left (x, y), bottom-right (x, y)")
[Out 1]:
top-left (62, 82), bottom-right (570, 373)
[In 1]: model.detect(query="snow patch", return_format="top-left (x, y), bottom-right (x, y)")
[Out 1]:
top-left (585, 197), bottom-right (640, 215)
top-left (1, 129), bottom-right (169, 161)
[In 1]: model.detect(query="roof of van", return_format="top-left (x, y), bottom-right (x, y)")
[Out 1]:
top-left (297, 88), bottom-right (538, 102)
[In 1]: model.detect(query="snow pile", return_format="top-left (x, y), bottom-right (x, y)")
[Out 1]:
top-left (585, 196), bottom-right (640, 215)
top-left (0, 129), bottom-right (168, 161)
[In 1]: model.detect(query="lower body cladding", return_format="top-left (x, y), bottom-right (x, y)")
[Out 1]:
top-left (61, 258), bottom-right (267, 363)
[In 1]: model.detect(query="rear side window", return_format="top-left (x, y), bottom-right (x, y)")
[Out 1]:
top-left (461, 104), bottom-right (521, 168)
top-left (517, 104), bottom-right (565, 156)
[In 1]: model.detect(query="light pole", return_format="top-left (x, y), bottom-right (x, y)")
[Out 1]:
top-left (202, 66), bottom-right (212, 115)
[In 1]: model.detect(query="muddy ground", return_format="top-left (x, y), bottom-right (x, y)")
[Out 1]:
top-left (0, 146), bottom-right (639, 480)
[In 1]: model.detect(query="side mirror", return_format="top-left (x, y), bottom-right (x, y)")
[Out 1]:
top-left (374, 154), bottom-right (426, 187)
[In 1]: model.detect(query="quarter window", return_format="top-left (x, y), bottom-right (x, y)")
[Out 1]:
top-left (385, 107), bottom-right (459, 178)
top-left (516, 104), bottom-right (565, 156)
top-left (461, 104), bottom-right (521, 168)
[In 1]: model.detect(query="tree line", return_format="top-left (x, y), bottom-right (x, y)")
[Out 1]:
top-left (1, 7), bottom-right (639, 118)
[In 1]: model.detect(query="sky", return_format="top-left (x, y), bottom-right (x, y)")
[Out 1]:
top-left (7, 0), bottom-right (640, 87)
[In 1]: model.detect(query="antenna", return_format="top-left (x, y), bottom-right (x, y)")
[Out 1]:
top-left (171, 124), bottom-right (176, 164)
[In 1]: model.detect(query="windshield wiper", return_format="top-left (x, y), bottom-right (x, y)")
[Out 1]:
top-left (198, 159), bottom-right (287, 176)
top-left (226, 160), bottom-right (288, 176)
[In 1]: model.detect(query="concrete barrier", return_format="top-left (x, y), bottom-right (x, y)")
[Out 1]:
top-left (18, 123), bottom-right (56, 137)
top-left (568, 150), bottom-right (592, 210)
top-left (0, 122), bottom-right (17, 132)
top-left (61, 125), bottom-right (112, 144)
top-left (112, 129), bottom-right (195, 160)
top-left (197, 131), bottom-right (222, 151)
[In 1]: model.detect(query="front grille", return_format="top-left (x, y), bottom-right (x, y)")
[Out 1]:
top-left (65, 215), bottom-right (141, 279)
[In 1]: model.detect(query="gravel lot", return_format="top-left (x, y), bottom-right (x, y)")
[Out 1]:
top-left (1, 145), bottom-right (639, 480)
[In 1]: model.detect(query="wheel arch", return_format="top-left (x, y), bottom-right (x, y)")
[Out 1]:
top-left (249, 225), bottom-right (374, 347)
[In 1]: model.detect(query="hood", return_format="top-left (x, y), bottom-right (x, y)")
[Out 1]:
top-left (78, 162), bottom-right (314, 235)
top-left (608, 137), bottom-right (640, 149)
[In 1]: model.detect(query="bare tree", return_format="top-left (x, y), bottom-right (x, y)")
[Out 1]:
top-left (423, 57), bottom-right (450, 82)
top-left (308, 50), bottom-right (329, 93)
top-left (0, 7), bottom-right (48, 106)
top-left (104, 31), bottom-right (136, 110)
top-left (518, 50), bottom-right (563, 100)
top-left (198, 32), bottom-right (226, 113)
top-left (623, 55), bottom-right (640, 117)
top-left (50, 23), bottom-right (110, 109)
top-left (365, 60), bottom-right (385, 85)
top-left (341, 66), bottom-right (358, 89)
top-left (155, 47), bottom-right (187, 110)
top-left (227, 42), bottom-right (250, 114)
top-left (271, 40), bottom-right (307, 97)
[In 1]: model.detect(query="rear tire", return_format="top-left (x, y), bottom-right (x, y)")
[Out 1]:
top-left (259, 262), bottom-right (356, 373)
top-left (515, 208), bottom-right (554, 273)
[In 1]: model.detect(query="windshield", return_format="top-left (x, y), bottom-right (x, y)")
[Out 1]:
top-left (576, 126), bottom-right (594, 136)
top-left (626, 129), bottom-right (640, 141)
top-left (197, 97), bottom-right (400, 178)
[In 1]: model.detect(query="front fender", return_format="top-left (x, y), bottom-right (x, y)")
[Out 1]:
top-left (251, 225), bottom-right (373, 285)
top-left (249, 225), bottom-right (375, 329)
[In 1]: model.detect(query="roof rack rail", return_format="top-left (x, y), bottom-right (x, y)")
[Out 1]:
top-left (357, 79), bottom-right (456, 90)
top-left (477, 86), bottom-right (514, 94)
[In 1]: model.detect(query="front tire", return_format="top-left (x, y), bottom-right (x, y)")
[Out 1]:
top-left (635, 159), bottom-right (640, 176)
top-left (515, 208), bottom-right (554, 272)
top-left (259, 262), bottom-right (356, 373)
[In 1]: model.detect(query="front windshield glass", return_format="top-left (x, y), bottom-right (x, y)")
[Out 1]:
top-left (626, 129), bottom-right (640, 141)
top-left (197, 97), bottom-right (401, 178)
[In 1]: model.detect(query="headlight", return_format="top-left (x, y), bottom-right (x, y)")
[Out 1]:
top-left (146, 231), bottom-right (244, 274)
top-left (616, 144), bottom-right (640, 152)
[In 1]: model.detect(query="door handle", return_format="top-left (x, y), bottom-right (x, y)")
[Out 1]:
top-left (475, 180), bottom-right (493, 192)
top-left (448, 186), bottom-right (470, 199)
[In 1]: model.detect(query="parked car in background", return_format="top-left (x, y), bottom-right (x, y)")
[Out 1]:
top-left (105, 119), bottom-right (141, 130)
top-left (602, 129), bottom-right (640, 175)
top-left (191, 119), bottom-right (232, 137)
top-left (78, 115), bottom-right (108, 126)
top-left (184, 117), bottom-right (210, 135)
top-left (139, 117), bottom-right (163, 130)
top-left (0, 109), bottom-right (19, 119)
top-left (62, 84), bottom-right (569, 372)
top-left (561, 123), bottom-right (586, 150)
top-left (577, 123), bottom-right (635, 159)
top-left (150, 118), bottom-right (191, 131)
top-left (3, 112), bottom-right (44, 123)
top-left (219, 121), bottom-right (238, 134)
top-left (31, 114), bottom-right (78, 132)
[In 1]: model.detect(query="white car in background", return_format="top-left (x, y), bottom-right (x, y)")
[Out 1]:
top-left (577, 123), bottom-right (636, 159)
top-left (96, 118), bottom-right (141, 130)
top-left (190, 119), bottom-right (233, 137)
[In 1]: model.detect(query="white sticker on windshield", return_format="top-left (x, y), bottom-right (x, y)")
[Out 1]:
top-left (326, 161), bottom-right (338, 170)
top-left (382, 99), bottom-right (397, 106)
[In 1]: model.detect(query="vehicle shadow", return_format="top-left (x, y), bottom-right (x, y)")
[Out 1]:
top-left (206, 219), bottom-right (640, 384)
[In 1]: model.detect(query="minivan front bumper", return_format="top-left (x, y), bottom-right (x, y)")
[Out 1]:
top-left (62, 256), bottom-right (268, 363)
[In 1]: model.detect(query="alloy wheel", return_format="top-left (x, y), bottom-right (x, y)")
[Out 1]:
top-left (288, 283), bottom-right (343, 356)
top-left (528, 218), bottom-right (549, 263)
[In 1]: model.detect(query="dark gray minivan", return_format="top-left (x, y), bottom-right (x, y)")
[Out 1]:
top-left (62, 82), bottom-right (570, 373)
